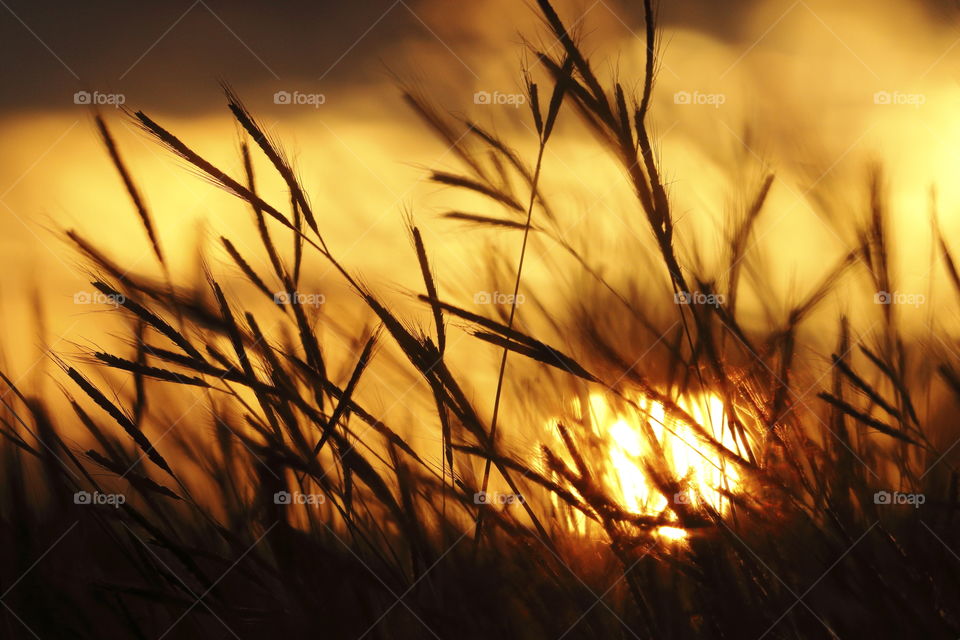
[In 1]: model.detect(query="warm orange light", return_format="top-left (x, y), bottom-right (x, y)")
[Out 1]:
top-left (546, 391), bottom-right (751, 540)
top-left (655, 526), bottom-right (689, 541)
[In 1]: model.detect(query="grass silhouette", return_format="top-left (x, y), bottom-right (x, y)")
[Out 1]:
top-left (1, 1), bottom-right (959, 638)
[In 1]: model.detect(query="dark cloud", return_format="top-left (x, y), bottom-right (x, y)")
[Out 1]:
top-left (0, 0), bottom-right (419, 114)
top-left (1, 0), bottom-right (953, 115)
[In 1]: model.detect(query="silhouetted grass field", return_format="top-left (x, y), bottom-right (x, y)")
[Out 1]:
top-left (2, 1), bottom-right (959, 638)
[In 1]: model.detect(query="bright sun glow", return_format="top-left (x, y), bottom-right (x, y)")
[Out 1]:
top-left (545, 391), bottom-right (753, 540)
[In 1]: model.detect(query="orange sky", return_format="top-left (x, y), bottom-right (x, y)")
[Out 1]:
top-left (2, 0), bottom-right (960, 375)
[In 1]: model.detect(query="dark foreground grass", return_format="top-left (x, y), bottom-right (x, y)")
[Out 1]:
top-left (2, 1), bottom-right (960, 638)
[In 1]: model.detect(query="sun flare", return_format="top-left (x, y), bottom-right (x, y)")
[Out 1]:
top-left (546, 391), bottom-right (753, 539)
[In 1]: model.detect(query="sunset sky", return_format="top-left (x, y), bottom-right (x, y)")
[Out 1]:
top-left (2, 0), bottom-right (960, 369)
top-left (3, 4), bottom-right (960, 638)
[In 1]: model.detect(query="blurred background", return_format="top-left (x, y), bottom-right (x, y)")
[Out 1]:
top-left (1, 0), bottom-right (959, 385)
